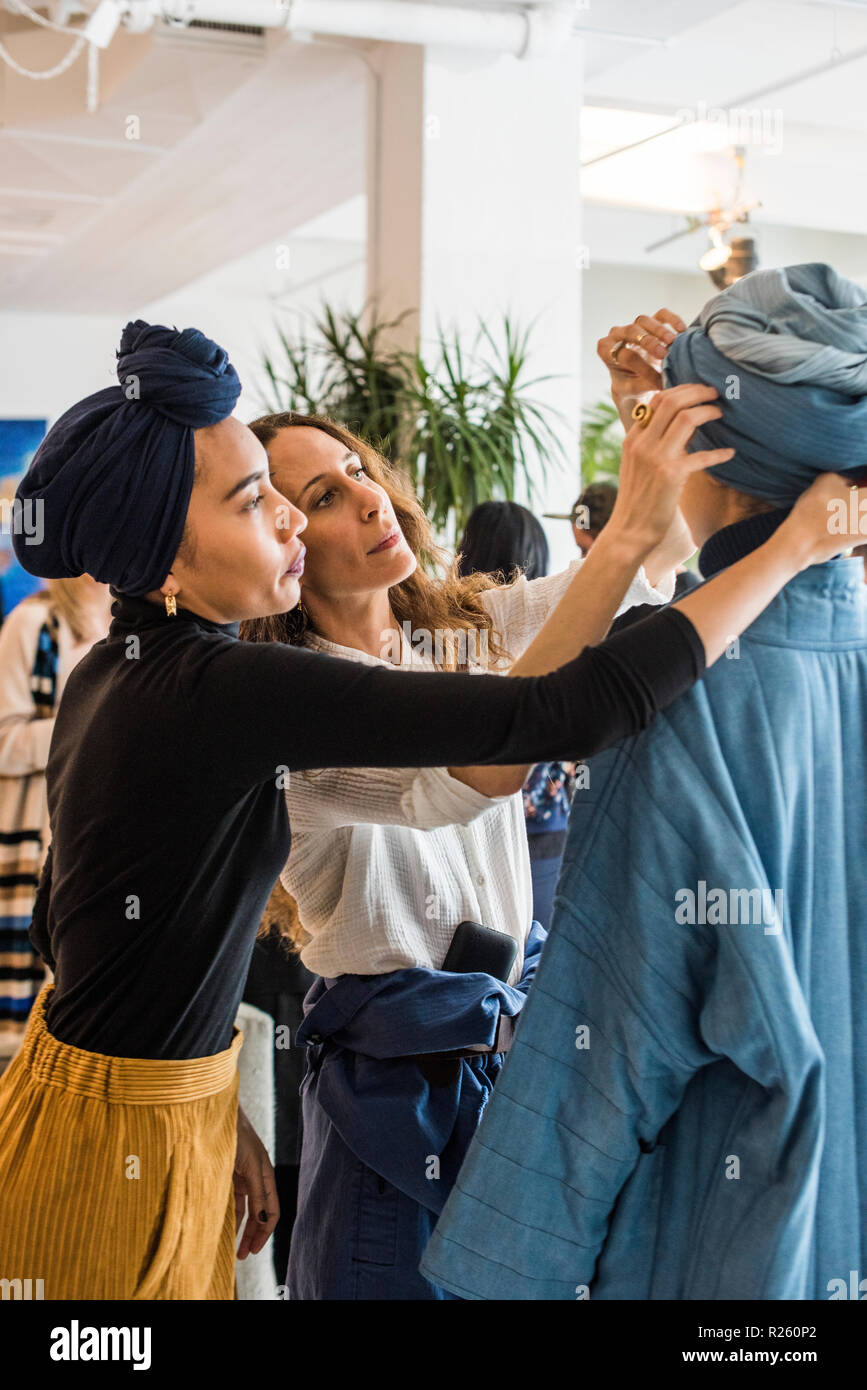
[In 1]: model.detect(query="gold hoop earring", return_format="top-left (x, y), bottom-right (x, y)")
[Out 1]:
top-left (165, 593), bottom-right (177, 617)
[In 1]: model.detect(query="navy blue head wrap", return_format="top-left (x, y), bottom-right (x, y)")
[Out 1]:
top-left (663, 263), bottom-right (867, 504)
top-left (12, 320), bottom-right (241, 595)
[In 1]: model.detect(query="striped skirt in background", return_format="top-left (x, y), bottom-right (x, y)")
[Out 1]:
top-left (0, 774), bottom-right (48, 1059)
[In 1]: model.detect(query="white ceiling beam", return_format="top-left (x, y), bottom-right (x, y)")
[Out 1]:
top-left (0, 36), bottom-right (367, 309)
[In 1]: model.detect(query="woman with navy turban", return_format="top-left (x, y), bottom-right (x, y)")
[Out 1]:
top-left (0, 315), bottom-right (859, 1300)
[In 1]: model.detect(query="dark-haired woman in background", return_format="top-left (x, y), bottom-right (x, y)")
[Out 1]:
top-left (457, 499), bottom-right (549, 585)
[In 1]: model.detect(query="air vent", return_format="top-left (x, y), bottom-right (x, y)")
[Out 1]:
top-left (154, 14), bottom-right (268, 55)
top-left (187, 19), bottom-right (266, 36)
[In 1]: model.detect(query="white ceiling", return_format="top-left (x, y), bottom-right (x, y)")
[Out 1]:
top-left (0, 13), bottom-right (367, 309)
top-left (0, 0), bottom-right (865, 309)
top-left (581, 0), bottom-right (867, 267)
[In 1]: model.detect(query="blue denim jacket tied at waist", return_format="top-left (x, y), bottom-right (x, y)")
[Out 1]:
top-left (295, 921), bottom-right (547, 1214)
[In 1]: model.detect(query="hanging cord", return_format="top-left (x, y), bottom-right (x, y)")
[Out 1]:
top-left (0, 0), bottom-right (103, 111)
top-left (7, 0), bottom-right (84, 30)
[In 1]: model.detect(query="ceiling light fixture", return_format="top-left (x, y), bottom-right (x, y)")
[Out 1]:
top-left (698, 225), bottom-right (732, 275)
top-left (700, 226), bottom-right (759, 290)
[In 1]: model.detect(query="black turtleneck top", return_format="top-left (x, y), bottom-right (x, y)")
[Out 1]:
top-left (698, 506), bottom-right (791, 579)
top-left (31, 588), bottom-right (705, 1059)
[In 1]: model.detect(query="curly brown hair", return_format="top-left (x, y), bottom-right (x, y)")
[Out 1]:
top-left (240, 412), bottom-right (513, 666)
top-left (241, 412), bottom-right (517, 951)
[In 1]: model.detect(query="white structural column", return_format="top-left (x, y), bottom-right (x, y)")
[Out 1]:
top-left (366, 36), bottom-right (584, 568)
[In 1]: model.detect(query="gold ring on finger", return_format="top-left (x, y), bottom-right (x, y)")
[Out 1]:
top-left (631, 401), bottom-right (653, 428)
top-left (610, 339), bottom-right (626, 364)
top-left (634, 329), bottom-right (648, 345)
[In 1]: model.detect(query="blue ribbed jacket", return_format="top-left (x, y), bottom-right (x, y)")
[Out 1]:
top-left (421, 556), bottom-right (867, 1300)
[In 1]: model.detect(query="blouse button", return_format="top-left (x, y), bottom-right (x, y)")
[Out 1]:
top-left (476, 873), bottom-right (485, 886)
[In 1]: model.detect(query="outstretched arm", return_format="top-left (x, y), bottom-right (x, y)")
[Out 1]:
top-left (448, 381), bottom-right (733, 795)
top-left (202, 600), bottom-right (706, 793)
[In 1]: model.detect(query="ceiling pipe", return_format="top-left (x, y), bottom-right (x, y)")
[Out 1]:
top-left (114, 0), bottom-right (577, 57)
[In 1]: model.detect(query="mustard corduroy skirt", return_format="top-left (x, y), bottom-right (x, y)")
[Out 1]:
top-left (0, 984), bottom-right (243, 1300)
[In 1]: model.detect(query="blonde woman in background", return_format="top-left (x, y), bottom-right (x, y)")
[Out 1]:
top-left (0, 576), bottom-right (112, 1068)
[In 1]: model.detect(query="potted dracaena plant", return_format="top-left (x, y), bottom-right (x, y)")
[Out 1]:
top-left (255, 303), bottom-right (569, 539)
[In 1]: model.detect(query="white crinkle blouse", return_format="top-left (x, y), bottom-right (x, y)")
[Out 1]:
top-left (281, 558), bottom-right (674, 983)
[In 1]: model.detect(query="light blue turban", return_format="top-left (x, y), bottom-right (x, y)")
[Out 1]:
top-left (13, 320), bottom-right (241, 595)
top-left (663, 263), bottom-right (867, 504)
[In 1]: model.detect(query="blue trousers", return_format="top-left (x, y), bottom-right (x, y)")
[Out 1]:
top-left (288, 1054), bottom-right (505, 1299)
top-left (286, 924), bottom-right (547, 1301)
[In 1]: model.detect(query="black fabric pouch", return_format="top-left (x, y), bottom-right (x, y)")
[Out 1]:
top-left (441, 920), bottom-right (517, 983)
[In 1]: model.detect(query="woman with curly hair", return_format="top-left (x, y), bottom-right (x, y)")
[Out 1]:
top-left (240, 404), bottom-right (854, 1300)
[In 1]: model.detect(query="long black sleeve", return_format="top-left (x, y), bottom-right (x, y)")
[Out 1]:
top-left (194, 605), bottom-right (705, 789)
top-left (38, 596), bottom-right (704, 1059)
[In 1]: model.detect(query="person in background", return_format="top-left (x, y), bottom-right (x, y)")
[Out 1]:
top-left (0, 490), bottom-right (45, 627)
top-left (457, 499), bottom-right (574, 930)
top-left (0, 576), bottom-right (112, 1070)
top-left (242, 880), bottom-right (316, 1281)
top-left (456, 499), bottom-right (549, 583)
top-left (0, 551), bottom-right (10, 627)
top-left (545, 481), bottom-right (618, 557)
top-left (573, 482), bottom-right (618, 555)
top-left (550, 479), bottom-right (700, 613)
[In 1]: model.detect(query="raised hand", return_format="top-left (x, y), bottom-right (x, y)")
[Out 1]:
top-left (781, 474), bottom-right (867, 570)
top-left (597, 309), bottom-right (688, 428)
top-left (607, 383), bottom-right (734, 556)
